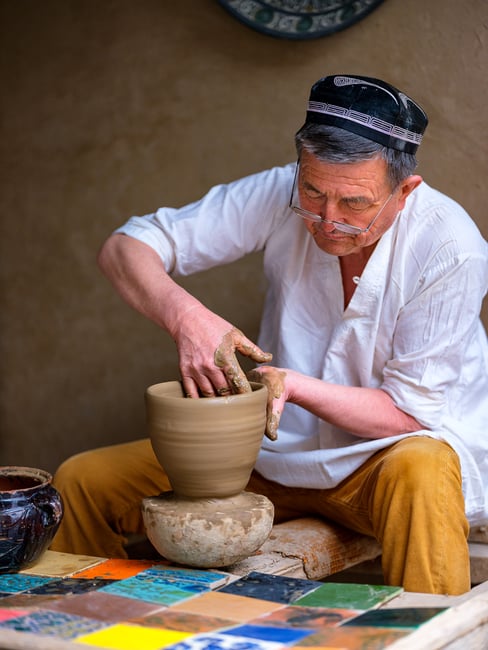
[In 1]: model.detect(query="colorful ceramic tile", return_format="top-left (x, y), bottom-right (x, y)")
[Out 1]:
top-left (171, 591), bottom-right (284, 622)
top-left (0, 608), bottom-right (29, 621)
top-left (249, 604), bottom-right (361, 629)
top-left (0, 609), bottom-right (106, 640)
top-left (342, 606), bottom-right (447, 628)
top-left (76, 622), bottom-right (191, 649)
top-left (25, 577), bottom-right (115, 596)
top-left (145, 566), bottom-right (231, 588)
top-left (20, 550), bottom-right (106, 577)
top-left (45, 590), bottom-right (166, 622)
top-left (218, 571), bottom-right (322, 604)
top-left (134, 571), bottom-right (214, 593)
top-left (99, 573), bottom-right (208, 606)
top-left (166, 631), bottom-right (285, 650)
top-left (293, 583), bottom-right (403, 610)
top-left (126, 608), bottom-right (235, 633)
top-left (72, 558), bottom-right (167, 580)
top-left (223, 622), bottom-right (313, 644)
top-left (0, 574), bottom-right (58, 594)
top-left (0, 592), bottom-right (65, 608)
top-left (293, 625), bottom-right (409, 649)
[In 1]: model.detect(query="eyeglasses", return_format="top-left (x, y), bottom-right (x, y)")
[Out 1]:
top-left (289, 161), bottom-right (394, 235)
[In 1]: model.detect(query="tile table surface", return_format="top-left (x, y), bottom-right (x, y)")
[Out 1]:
top-left (0, 552), bottom-right (482, 650)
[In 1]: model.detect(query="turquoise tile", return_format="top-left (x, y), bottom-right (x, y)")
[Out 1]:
top-left (0, 574), bottom-right (58, 594)
top-left (99, 572), bottom-right (209, 605)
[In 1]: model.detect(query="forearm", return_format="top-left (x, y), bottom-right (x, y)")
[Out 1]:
top-left (97, 233), bottom-right (203, 337)
top-left (98, 233), bottom-right (272, 397)
top-left (288, 371), bottom-right (423, 439)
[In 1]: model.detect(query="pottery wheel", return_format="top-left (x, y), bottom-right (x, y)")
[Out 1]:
top-left (142, 491), bottom-right (274, 568)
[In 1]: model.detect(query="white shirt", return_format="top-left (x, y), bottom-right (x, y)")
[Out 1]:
top-left (117, 163), bottom-right (488, 524)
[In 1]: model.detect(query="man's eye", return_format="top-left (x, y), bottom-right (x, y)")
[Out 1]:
top-left (343, 199), bottom-right (369, 213)
top-left (303, 188), bottom-right (322, 200)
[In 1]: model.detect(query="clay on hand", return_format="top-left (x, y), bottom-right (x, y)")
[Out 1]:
top-left (246, 367), bottom-right (285, 441)
top-left (214, 328), bottom-right (272, 395)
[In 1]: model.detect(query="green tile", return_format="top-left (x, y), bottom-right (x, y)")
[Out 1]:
top-left (293, 582), bottom-right (403, 610)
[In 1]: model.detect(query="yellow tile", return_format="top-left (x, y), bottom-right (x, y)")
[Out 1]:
top-left (75, 623), bottom-right (191, 649)
top-left (20, 550), bottom-right (106, 577)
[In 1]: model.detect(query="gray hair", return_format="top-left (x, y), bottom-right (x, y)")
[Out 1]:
top-left (295, 124), bottom-right (418, 189)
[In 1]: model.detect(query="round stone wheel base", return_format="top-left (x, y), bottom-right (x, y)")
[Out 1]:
top-left (141, 491), bottom-right (274, 568)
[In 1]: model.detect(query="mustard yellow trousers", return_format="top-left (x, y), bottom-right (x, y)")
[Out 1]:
top-left (50, 436), bottom-right (470, 594)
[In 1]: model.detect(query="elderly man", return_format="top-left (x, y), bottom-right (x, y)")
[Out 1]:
top-left (51, 74), bottom-right (488, 595)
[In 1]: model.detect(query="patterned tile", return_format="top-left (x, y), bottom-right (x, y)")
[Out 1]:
top-left (0, 609), bottom-right (106, 640)
top-left (293, 625), bottom-right (410, 649)
top-left (98, 572), bottom-right (209, 606)
top-left (249, 604), bottom-right (361, 628)
top-left (166, 631), bottom-right (285, 650)
top-left (126, 608), bottom-right (235, 633)
top-left (293, 583), bottom-right (403, 610)
top-left (25, 577), bottom-right (115, 595)
top-left (342, 606), bottom-right (447, 628)
top-left (145, 566), bottom-right (231, 588)
top-left (45, 590), bottom-right (166, 622)
top-left (223, 622), bottom-right (313, 644)
top-left (0, 574), bottom-right (58, 594)
top-left (218, 571), bottom-right (322, 604)
top-left (0, 592), bottom-right (64, 608)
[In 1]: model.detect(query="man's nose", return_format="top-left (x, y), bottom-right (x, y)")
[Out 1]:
top-left (318, 200), bottom-right (342, 229)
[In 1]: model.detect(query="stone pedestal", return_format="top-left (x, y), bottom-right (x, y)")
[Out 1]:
top-left (142, 491), bottom-right (274, 568)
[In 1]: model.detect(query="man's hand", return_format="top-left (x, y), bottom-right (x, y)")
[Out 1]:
top-left (175, 305), bottom-right (272, 398)
top-left (247, 366), bottom-right (287, 441)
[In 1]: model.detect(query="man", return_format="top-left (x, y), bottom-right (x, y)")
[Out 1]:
top-left (51, 74), bottom-right (488, 595)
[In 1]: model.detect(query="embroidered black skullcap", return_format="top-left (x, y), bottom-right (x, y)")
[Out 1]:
top-left (303, 74), bottom-right (428, 154)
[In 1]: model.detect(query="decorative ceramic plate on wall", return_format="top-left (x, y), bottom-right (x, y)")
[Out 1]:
top-left (217, 0), bottom-right (386, 40)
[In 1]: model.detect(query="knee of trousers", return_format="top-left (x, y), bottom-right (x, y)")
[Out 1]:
top-left (53, 449), bottom-right (112, 499)
top-left (374, 436), bottom-right (462, 496)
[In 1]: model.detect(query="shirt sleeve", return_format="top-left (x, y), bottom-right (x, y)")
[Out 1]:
top-left (114, 164), bottom-right (294, 275)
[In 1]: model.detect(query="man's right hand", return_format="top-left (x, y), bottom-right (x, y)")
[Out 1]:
top-left (173, 304), bottom-right (272, 398)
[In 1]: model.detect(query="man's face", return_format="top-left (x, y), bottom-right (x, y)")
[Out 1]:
top-left (296, 150), bottom-right (418, 256)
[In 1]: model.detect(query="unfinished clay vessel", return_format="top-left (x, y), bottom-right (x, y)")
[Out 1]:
top-left (0, 467), bottom-right (63, 573)
top-left (145, 381), bottom-right (267, 498)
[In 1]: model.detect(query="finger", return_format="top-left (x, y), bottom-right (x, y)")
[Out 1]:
top-left (230, 329), bottom-right (273, 364)
top-left (236, 340), bottom-right (273, 364)
top-left (215, 386), bottom-right (231, 396)
top-left (226, 359), bottom-right (252, 394)
top-left (265, 409), bottom-right (280, 441)
top-left (181, 376), bottom-right (199, 399)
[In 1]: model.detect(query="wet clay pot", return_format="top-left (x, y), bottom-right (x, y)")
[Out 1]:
top-left (0, 467), bottom-right (64, 573)
top-left (145, 381), bottom-right (268, 498)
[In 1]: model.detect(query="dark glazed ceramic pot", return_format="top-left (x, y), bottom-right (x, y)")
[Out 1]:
top-left (0, 466), bottom-right (64, 573)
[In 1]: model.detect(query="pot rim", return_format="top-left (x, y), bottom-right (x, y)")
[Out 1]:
top-left (145, 380), bottom-right (267, 403)
top-left (0, 466), bottom-right (52, 492)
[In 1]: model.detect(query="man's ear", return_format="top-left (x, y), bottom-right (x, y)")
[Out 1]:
top-left (397, 175), bottom-right (422, 210)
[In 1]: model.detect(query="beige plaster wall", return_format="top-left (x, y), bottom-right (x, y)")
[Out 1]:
top-left (1, 0), bottom-right (487, 473)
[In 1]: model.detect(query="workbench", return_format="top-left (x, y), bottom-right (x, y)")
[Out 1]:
top-left (0, 534), bottom-right (486, 650)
